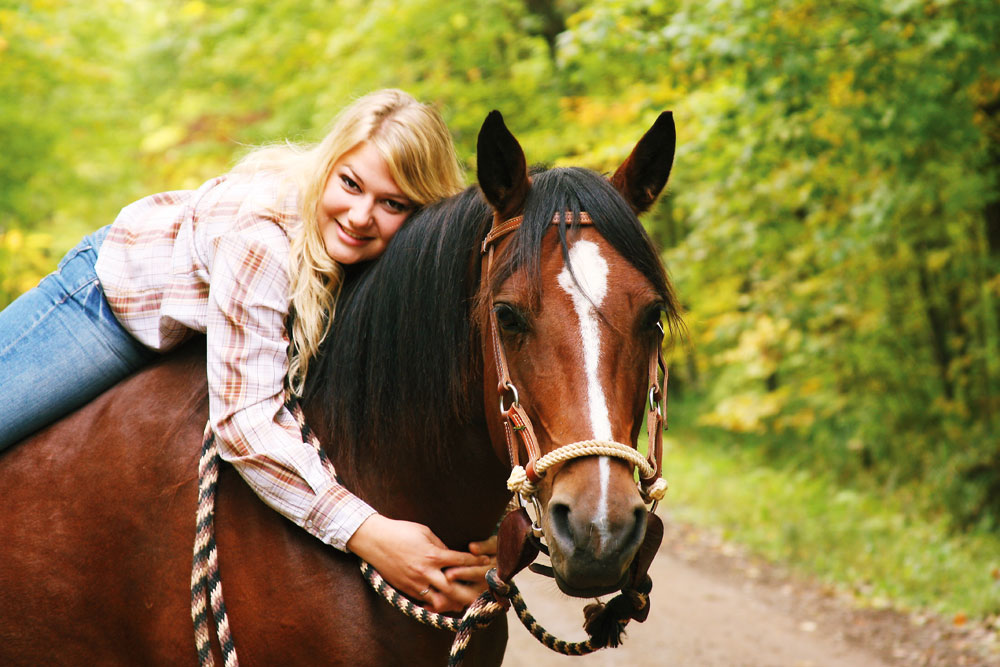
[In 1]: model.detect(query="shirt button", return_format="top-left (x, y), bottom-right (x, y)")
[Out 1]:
top-left (305, 520), bottom-right (313, 528)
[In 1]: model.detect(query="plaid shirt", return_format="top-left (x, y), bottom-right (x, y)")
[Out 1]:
top-left (94, 171), bottom-right (375, 550)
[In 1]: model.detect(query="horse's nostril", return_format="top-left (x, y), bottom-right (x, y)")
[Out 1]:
top-left (548, 502), bottom-right (573, 544)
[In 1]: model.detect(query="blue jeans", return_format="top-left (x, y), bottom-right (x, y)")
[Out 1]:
top-left (0, 225), bottom-right (157, 449)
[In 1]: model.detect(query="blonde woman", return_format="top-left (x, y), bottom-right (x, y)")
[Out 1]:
top-left (0, 89), bottom-right (495, 613)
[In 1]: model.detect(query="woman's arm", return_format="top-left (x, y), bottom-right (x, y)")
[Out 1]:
top-left (206, 229), bottom-right (375, 548)
top-left (206, 227), bottom-right (490, 611)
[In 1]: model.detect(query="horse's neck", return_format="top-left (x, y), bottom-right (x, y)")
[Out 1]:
top-left (305, 406), bottom-right (511, 549)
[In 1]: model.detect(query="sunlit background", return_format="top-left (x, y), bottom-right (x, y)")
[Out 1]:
top-left (2, 0), bottom-right (998, 624)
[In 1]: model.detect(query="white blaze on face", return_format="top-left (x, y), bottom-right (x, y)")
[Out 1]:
top-left (557, 239), bottom-right (613, 531)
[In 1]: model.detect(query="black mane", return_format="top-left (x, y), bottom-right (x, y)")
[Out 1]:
top-left (305, 167), bottom-right (680, 479)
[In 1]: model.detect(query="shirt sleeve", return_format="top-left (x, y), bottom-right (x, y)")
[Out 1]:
top-left (205, 227), bottom-right (375, 551)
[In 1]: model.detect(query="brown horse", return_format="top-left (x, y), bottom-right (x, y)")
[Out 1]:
top-left (0, 111), bottom-right (679, 665)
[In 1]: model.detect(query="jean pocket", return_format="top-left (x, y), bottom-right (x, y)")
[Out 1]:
top-left (80, 277), bottom-right (120, 328)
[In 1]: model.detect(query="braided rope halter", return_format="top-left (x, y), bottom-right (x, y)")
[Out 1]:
top-left (506, 441), bottom-right (667, 505)
top-left (189, 210), bottom-right (670, 666)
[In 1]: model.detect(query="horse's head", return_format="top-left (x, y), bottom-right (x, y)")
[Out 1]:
top-left (476, 111), bottom-right (680, 597)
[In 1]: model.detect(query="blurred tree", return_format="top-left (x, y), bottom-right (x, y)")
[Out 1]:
top-left (0, 0), bottom-right (151, 298)
top-left (556, 0), bottom-right (1000, 526)
top-left (2, 0), bottom-right (998, 528)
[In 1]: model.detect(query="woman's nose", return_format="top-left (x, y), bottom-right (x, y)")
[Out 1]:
top-left (349, 197), bottom-right (375, 227)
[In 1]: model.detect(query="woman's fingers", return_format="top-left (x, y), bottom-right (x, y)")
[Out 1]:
top-left (423, 565), bottom-right (453, 593)
top-left (423, 537), bottom-right (496, 611)
top-left (432, 547), bottom-right (488, 569)
top-left (424, 578), bottom-right (487, 612)
top-left (468, 535), bottom-right (497, 557)
top-left (420, 550), bottom-right (493, 613)
top-left (346, 514), bottom-right (499, 613)
top-left (443, 563), bottom-right (492, 584)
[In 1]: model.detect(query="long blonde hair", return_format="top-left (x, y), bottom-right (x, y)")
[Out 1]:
top-left (234, 90), bottom-right (465, 395)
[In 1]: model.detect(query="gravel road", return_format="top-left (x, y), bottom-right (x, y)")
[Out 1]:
top-left (501, 514), bottom-right (998, 667)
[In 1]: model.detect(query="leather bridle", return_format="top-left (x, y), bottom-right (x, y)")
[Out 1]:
top-left (480, 210), bottom-right (669, 525)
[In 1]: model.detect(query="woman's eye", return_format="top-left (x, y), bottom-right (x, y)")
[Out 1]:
top-left (494, 303), bottom-right (527, 334)
top-left (384, 199), bottom-right (408, 213)
top-left (341, 175), bottom-right (360, 191)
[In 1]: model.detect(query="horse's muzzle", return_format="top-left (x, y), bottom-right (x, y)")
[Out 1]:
top-left (544, 498), bottom-right (648, 597)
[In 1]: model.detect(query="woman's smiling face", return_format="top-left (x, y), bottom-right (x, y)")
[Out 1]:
top-left (318, 141), bottom-right (414, 265)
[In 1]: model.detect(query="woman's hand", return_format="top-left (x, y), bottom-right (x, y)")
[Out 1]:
top-left (443, 535), bottom-right (497, 596)
top-left (346, 514), bottom-right (491, 614)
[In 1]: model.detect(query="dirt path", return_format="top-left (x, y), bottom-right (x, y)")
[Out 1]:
top-left (502, 514), bottom-right (998, 666)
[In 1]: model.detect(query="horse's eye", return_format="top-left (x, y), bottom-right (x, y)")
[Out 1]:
top-left (643, 304), bottom-right (666, 333)
top-left (494, 303), bottom-right (528, 334)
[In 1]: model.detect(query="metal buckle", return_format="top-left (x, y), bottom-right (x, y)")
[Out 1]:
top-left (519, 493), bottom-right (545, 539)
top-left (648, 386), bottom-right (661, 414)
top-left (529, 495), bottom-right (545, 538)
top-left (499, 381), bottom-right (520, 415)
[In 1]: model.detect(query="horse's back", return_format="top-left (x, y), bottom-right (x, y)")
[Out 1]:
top-left (0, 340), bottom-right (208, 663)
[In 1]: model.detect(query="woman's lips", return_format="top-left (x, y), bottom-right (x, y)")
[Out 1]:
top-left (336, 220), bottom-right (373, 246)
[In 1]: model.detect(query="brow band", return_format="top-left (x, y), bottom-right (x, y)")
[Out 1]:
top-left (481, 211), bottom-right (594, 254)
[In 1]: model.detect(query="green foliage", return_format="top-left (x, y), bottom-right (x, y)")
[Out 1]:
top-left (1, 0), bottom-right (998, 531)
top-left (558, 0), bottom-right (1000, 527)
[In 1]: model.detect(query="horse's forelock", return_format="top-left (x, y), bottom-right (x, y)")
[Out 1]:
top-left (487, 167), bottom-right (679, 326)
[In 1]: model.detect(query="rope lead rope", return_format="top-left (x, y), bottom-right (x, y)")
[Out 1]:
top-left (361, 549), bottom-right (652, 666)
top-left (360, 558), bottom-right (648, 667)
top-left (191, 425), bottom-right (239, 667)
top-left (191, 403), bottom-right (652, 666)
top-left (360, 556), bottom-right (641, 666)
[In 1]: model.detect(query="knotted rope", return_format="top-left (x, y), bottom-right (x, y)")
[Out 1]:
top-left (359, 528), bottom-right (653, 666)
top-left (505, 439), bottom-right (668, 502)
top-left (361, 559), bottom-right (651, 666)
top-left (358, 525), bottom-right (654, 666)
top-left (446, 569), bottom-right (652, 666)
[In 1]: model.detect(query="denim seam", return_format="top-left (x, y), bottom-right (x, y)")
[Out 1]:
top-left (0, 277), bottom-right (101, 357)
top-left (56, 243), bottom-right (95, 271)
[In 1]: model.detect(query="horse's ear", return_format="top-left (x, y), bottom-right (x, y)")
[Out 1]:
top-left (477, 110), bottom-right (530, 220)
top-left (610, 111), bottom-right (676, 215)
